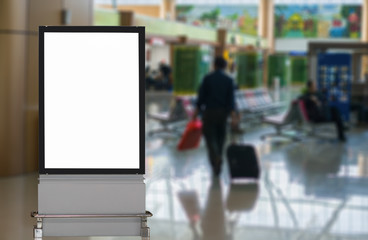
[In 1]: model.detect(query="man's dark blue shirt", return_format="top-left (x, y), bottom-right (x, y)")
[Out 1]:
top-left (196, 70), bottom-right (235, 113)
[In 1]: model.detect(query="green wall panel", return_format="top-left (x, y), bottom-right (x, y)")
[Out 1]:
top-left (268, 54), bottom-right (289, 88)
top-left (290, 56), bottom-right (308, 85)
top-left (173, 46), bottom-right (211, 94)
top-left (236, 52), bottom-right (263, 89)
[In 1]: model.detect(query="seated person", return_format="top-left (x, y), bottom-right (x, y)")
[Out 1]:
top-left (301, 80), bottom-right (346, 141)
top-left (155, 60), bottom-right (172, 90)
top-left (145, 66), bottom-right (156, 90)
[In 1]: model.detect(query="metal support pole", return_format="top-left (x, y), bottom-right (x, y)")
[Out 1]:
top-left (33, 217), bottom-right (43, 240)
top-left (31, 211), bottom-right (152, 240)
top-left (141, 216), bottom-right (150, 240)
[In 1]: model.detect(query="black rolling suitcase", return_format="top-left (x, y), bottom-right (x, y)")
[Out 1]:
top-left (226, 144), bottom-right (260, 179)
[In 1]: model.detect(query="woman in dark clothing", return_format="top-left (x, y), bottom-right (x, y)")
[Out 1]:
top-left (192, 57), bottom-right (238, 176)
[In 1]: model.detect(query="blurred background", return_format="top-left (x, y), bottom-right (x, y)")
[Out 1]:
top-left (1, 0), bottom-right (368, 239)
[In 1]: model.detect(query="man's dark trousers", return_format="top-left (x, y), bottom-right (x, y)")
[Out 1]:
top-left (202, 109), bottom-right (228, 176)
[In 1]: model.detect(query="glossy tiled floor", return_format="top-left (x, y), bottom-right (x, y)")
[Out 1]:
top-left (143, 126), bottom-right (368, 240)
top-left (1, 92), bottom-right (368, 240)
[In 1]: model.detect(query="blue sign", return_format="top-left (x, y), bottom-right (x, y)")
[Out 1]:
top-left (317, 53), bottom-right (352, 121)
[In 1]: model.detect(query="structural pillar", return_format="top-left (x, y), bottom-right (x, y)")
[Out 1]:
top-left (362, 0), bottom-right (368, 42)
top-left (120, 11), bottom-right (134, 26)
top-left (361, 0), bottom-right (368, 79)
top-left (178, 35), bottom-right (187, 44)
top-left (258, 0), bottom-right (275, 86)
top-left (267, 0), bottom-right (275, 53)
top-left (0, 0), bottom-right (28, 176)
top-left (0, 0), bottom-right (94, 177)
top-left (216, 29), bottom-right (227, 57)
top-left (258, 0), bottom-right (274, 53)
top-left (258, 0), bottom-right (267, 40)
top-left (161, 0), bottom-right (176, 20)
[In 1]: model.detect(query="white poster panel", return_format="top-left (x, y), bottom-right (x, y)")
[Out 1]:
top-left (40, 27), bottom-right (144, 174)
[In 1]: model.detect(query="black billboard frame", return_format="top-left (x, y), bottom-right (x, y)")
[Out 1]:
top-left (39, 26), bottom-right (145, 175)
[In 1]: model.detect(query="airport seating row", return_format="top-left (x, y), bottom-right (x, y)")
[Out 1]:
top-left (146, 97), bottom-right (190, 136)
top-left (147, 88), bottom-right (284, 136)
top-left (235, 88), bottom-right (285, 118)
top-left (261, 100), bottom-right (301, 141)
top-left (261, 98), bottom-right (338, 141)
top-left (147, 92), bottom-right (340, 140)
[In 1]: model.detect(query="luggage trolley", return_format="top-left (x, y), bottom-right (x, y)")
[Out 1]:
top-left (31, 211), bottom-right (153, 240)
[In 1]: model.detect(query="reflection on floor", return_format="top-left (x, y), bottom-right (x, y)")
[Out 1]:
top-left (1, 90), bottom-right (368, 240)
top-left (1, 126), bottom-right (368, 240)
top-left (144, 127), bottom-right (368, 240)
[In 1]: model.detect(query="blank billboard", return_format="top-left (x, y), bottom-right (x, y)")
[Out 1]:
top-left (39, 26), bottom-right (145, 174)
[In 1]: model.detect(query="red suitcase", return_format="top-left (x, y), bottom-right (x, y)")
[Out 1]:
top-left (177, 120), bottom-right (202, 151)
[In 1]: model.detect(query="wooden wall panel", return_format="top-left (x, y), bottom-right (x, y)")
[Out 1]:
top-left (24, 0), bottom-right (94, 175)
top-left (1, 0), bottom-right (93, 176)
top-left (28, 0), bottom-right (63, 32)
top-left (0, 33), bottom-right (27, 176)
top-left (25, 34), bottom-right (39, 173)
top-left (0, 0), bottom-right (27, 31)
